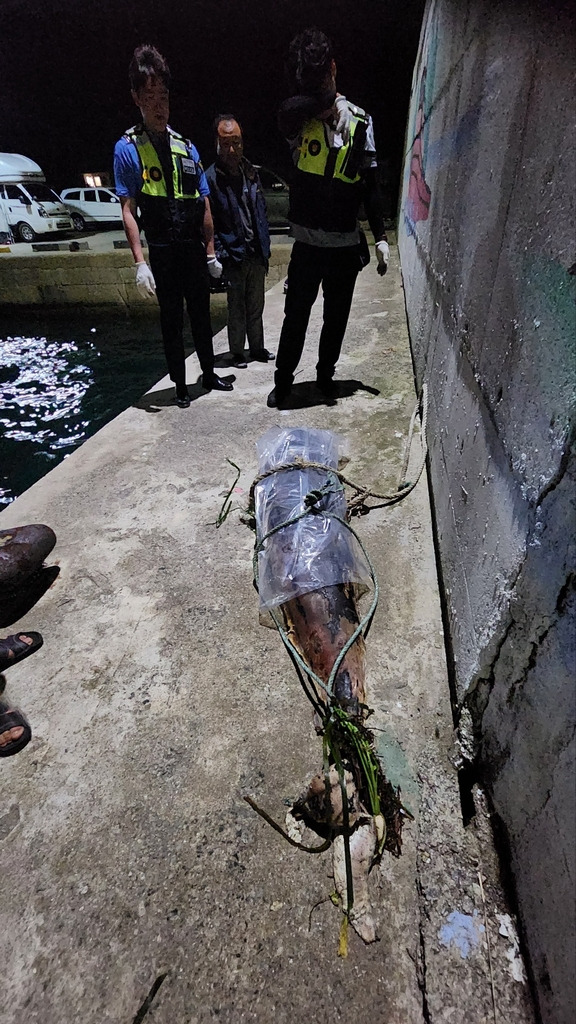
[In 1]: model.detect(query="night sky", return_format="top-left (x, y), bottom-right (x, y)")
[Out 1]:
top-left (1, 0), bottom-right (424, 203)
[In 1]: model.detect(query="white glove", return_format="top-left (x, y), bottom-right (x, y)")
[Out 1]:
top-left (375, 240), bottom-right (390, 277)
top-left (334, 95), bottom-right (351, 145)
top-left (135, 261), bottom-right (156, 298)
top-left (207, 255), bottom-right (223, 279)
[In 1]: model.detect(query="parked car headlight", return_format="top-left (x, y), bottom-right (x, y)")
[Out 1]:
top-left (38, 205), bottom-right (49, 218)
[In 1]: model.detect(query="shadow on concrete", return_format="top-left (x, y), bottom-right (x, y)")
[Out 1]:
top-left (133, 387), bottom-right (187, 412)
top-left (133, 375), bottom-right (236, 412)
top-left (277, 378), bottom-right (380, 409)
top-left (0, 564), bottom-right (60, 628)
top-left (214, 352), bottom-right (238, 370)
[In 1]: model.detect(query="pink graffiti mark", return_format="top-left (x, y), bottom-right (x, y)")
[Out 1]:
top-left (407, 72), bottom-right (431, 223)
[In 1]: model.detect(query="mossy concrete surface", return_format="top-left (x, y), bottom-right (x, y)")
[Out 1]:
top-left (0, 250), bottom-right (535, 1023)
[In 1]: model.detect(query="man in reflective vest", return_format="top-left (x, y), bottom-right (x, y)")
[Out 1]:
top-left (267, 28), bottom-right (389, 409)
top-left (114, 45), bottom-right (233, 407)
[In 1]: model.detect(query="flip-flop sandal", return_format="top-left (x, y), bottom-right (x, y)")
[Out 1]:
top-left (0, 700), bottom-right (32, 757)
top-left (0, 631), bottom-right (43, 672)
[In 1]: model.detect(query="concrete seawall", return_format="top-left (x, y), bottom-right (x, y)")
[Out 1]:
top-left (0, 237), bottom-right (292, 307)
top-left (398, 3), bottom-right (575, 1022)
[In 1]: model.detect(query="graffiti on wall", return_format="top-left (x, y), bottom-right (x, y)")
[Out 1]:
top-left (403, 0), bottom-right (439, 229)
top-left (403, 2), bottom-right (487, 234)
top-left (406, 68), bottom-right (432, 223)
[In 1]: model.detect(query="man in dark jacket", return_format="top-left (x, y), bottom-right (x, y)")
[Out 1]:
top-left (267, 28), bottom-right (389, 408)
top-left (206, 116), bottom-right (274, 369)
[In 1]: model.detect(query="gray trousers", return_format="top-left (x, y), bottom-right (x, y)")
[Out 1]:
top-left (226, 259), bottom-right (266, 356)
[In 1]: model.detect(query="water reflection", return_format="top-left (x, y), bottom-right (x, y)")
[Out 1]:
top-left (0, 308), bottom-right (226, 509)
top-left (1, 334), bottom-right (93, 444)
top-left (0, 333), bottom-right (94, 506)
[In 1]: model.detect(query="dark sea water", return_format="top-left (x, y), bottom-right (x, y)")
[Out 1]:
top-left (0, 308), bottom-right (226, 509)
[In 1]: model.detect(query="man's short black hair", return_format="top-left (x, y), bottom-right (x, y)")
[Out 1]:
top-left (129, 45), bottom-right (171, 93)
top-left (213, 113), bottom-right (243, 137)
top-left (286, 28), bottom-right (334, 94)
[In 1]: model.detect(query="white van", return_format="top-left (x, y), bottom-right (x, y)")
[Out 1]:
top-left (0, 200), bottom-right (11, 244)
top-left (0, 153), bottom-right (73, 242)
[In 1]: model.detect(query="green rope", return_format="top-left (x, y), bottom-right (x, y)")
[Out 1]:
top-left (247, 385), bottom-right (430, 693)
top-left (247, 384), bottom-right (429, 518)
top-left (254, 500), bottom-right (379, 702)
top-left (233, 395), bottom-right (428, 934)
top-left (251, 481), bottom-right (380, 927)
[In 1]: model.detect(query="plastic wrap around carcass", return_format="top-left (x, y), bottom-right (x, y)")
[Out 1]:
top-left (254, 427), bottom-right (372, 609)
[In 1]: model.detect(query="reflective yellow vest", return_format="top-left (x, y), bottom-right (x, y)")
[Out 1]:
top-left (296, 106), bottom-right (369, 183)
top-left (125, 126), bottom-right (201, 200)
top-left (289, 106), bottom-right (370, 234)
top-left (124, 125), bottom-right (204, 244)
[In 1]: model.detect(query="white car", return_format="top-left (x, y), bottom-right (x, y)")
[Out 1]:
top-left (60, 186), bottom-right (122, 231)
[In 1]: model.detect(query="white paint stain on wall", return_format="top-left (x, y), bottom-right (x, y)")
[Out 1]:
top-left (438, 909), bottom-right (485, 958)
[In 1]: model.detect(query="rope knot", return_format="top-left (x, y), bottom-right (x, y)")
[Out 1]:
top-left (240, 511), bottom-right (256, 531)
top-left (304, 488), bottom-right (325, 509)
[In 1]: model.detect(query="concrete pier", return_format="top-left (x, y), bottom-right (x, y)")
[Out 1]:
top-left (0, 249), bottom-right (535, 1023)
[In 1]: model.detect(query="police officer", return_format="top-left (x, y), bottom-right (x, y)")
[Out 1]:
top-left (114, 45), bottom-right (233, 407)
top-left (268, 28), bottom-right (389, 408)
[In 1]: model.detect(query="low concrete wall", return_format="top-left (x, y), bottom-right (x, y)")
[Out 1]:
top-left (0, 243), bottom-right (291, 307)
top-left (398, 2), bottom-right (575, 1023)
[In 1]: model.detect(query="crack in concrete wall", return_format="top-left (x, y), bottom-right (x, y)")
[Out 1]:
top-left (415, 874), bottom-right (432, 1024)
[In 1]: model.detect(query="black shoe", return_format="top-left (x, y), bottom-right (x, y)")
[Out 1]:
top-left (316, 378), bottom-right (337, 399)
top-left (202, 374), bottom-right (234, 392)
top-left (175, 387), bottom-right (191, 408)
top-left (250, 348), bottom-right (275, 362)
top-left (232, 355), bottom-right (248, 369)
top-left (266, 387), bottom-right (290, 408)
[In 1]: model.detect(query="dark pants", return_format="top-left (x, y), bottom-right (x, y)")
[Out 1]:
top-left (274, 241), bottom-right (360, 392)
top-left (226, 259), bottom-right (266, 356)
top-left (148, 241), bottom-right (215, 390)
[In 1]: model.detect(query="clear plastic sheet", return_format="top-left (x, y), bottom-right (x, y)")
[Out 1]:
top-left (254, 427), bottom-right (372, 610)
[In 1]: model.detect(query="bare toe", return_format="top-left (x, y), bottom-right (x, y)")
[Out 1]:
top-left (0, 725), bottom-right (24, 746)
